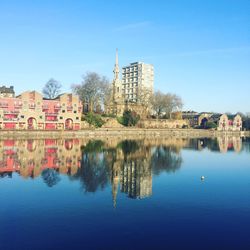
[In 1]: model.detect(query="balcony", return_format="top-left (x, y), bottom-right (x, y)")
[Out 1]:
top-left (46, 113), bottom-right (58, 116)
top-left (3, 110), bottom-right (19, 114)
top-left (0, 103), bottom-right (8, 108)
top-left (3, 117), bottom-right (19, 121)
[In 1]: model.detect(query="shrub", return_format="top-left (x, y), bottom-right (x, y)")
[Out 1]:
top-left (117, 116), bottom-right (124, 125)
top-left (117, 110), bottom-right (140, 127)
top-left (205, 122), bottom-right (217, 129)
top-left (84, 112), bottom-right (105, 128)
top-left (101, 113), bottom-right (116, 118)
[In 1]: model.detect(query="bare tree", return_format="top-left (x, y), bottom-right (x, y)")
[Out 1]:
top-left (165, 93), bottom-right (183, 118)
top-left (136, 86), bottom-right (153, 115)
top-left (152, 91), bottom-right (168, 117)
top-left (152, 91), bottom-right (183, 118)
top-left (72, 72), bottom-right (110, 113)
top-left (42, 78), bottom-right (62, 99)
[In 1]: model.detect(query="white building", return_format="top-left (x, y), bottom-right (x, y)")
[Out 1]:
top-left (122, 62), bottom-right (154, 103)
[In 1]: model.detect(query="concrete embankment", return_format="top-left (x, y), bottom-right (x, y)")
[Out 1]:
top-left (0, 129), bottom-right (249, 139)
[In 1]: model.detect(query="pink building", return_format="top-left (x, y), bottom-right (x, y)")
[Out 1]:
top-left (0, 90), bottom-right (82, 130)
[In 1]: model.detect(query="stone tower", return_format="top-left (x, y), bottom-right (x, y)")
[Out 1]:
top-left (112, 49), bottom-right (122, 102)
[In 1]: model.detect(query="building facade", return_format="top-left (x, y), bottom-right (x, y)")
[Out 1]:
top-left (122, 62), bottom-right (154, 103)
top-left (0, 90), bottom-right (82, 130)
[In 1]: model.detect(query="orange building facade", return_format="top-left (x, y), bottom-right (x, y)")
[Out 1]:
top-left (0, 91), bottom-right (82, 130)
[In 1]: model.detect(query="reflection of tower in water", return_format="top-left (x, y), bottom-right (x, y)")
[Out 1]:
top-left (120, 158), bottom-right (152, 199)
top-left (111, 161), bottom-right (120, 208)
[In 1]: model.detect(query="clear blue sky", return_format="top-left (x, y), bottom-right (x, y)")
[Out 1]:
top-left (0, 0), bottom-right (249, 113)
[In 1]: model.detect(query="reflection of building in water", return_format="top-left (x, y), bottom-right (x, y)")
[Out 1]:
top-left (0, 140), bottom-right (20, 177)
top-left (108, 142), bottom-right (152, 206)
top-left (0, 139), bottom-right (82, 178)
top-left (217, 137), bottom-right (242, 153)
top-left (120, 158), bottom-right (152, 199)
top-left (77, 139), bottom-right (185, 206)
top-left (189, 137), bottom-right (242, 153)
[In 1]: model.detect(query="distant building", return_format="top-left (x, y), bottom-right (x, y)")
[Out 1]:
top-left (0, 85), bottom-right (15, 98)
top-left (210, 114), bottom-right (242, 131)
top-left (182, 111), bottom-right (199, 127)
top-left (183, 111), bottom-right (243, 131)
top-left (0, 91), bottom-right (82, 130)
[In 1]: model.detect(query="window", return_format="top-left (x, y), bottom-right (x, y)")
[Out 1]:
top-left (74, 111), bottom-right (77, 113)
top-left (76, 117), bottom-right (79, 120)
top-left (39, 116), bottom-right (43, 119)
top-left (62, 110), bottom-right (65, 113)
top-left (60, 117), bottom-right (63, 119)
top-left (21, 115), bottom-right (25, 118)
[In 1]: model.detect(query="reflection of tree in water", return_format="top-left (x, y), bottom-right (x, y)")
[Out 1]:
top-left (72, 140), bottom-right (112, 193)
top-left (117, 140), bottom-right (140, 158)
top-left (80, 140), bottom-right (105, 153)
top-left (203, 138), bottom-right (220, 152)
top-left (41, 168), bottom-right (61, 187)
top-left (151, 146), bottom-right (182, 175)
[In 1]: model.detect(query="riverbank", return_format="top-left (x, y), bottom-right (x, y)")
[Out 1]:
top-left (0, 129), bottom-right (249, 139)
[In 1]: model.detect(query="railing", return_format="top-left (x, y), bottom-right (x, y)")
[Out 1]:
top-left (0, 103), bottom-right (8, 107)
top-left (3, 118), bottom-right (19, 121)
top-left (45, 113), bottom-right (58, 116)
top-left (3, 110), bottom-right (19, 114)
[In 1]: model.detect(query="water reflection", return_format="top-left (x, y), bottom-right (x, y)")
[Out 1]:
top-left (188, 136), bottom-right (243, 153)
top-left (0, 139), bottom-right (81, 179)
top-left (0, 136), bottom-right (247, 204)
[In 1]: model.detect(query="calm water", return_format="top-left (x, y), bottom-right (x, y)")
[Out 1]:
top-left (0, 136), bottom-right (250, 250)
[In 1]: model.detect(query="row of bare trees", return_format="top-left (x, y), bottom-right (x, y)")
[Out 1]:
top-left (42, 72), bottom-right (183, 118)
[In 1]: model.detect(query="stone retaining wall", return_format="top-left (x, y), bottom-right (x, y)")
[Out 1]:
top-left (137, 119), bottom-right (189, 129)
top-left (0, 128), bottom-right (249, 140)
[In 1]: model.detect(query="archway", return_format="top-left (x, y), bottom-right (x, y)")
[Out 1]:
top-left (27, 140), bottom-right (37, 152)
top-left (65, 118), bottom-right (73, 130)
top-left (201, 118), bottom-right (208, 128)
top-left (65, 139), bottom-right (73, 150)
top-left (27, 117), bottom-right (37, 130)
